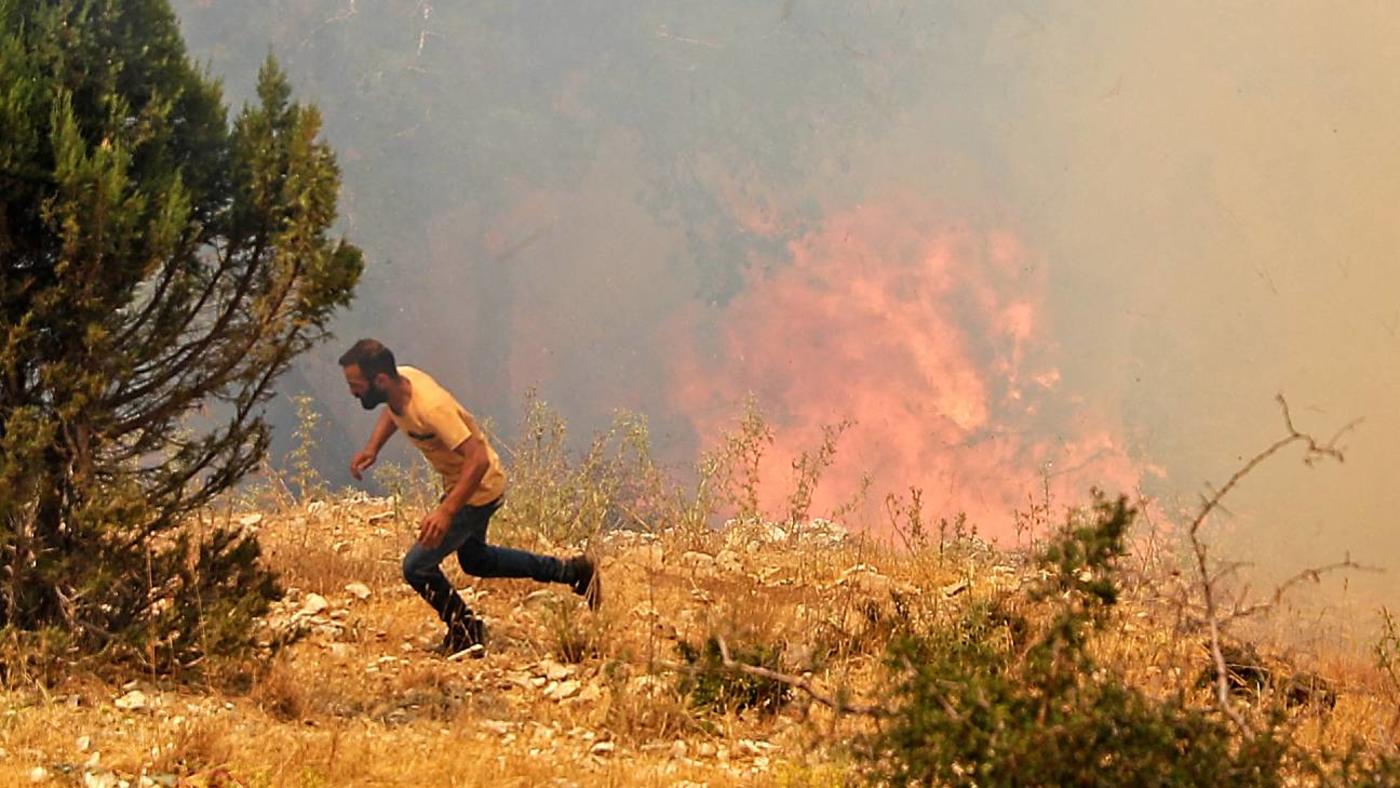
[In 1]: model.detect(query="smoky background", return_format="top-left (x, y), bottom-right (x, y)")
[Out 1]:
top-left (170, 1), bottom-right (1399, 626)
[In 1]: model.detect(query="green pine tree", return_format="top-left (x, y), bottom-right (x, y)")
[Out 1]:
top-left (0, 0), bottom-right (362, 672)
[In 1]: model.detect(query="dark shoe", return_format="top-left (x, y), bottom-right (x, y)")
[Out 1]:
top-left (565, 554), bottom-right (602, 610)
top-left (434, 616), bottom-right (486, 658)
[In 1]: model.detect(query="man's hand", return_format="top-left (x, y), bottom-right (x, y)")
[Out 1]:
top-left (350, 448), bottom-right (378, 481)
top-left (418, 506), bottom-right (453, 548)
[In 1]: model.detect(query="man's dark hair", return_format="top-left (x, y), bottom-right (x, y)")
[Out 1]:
top-left (339, 338), bottom-right (399, 380)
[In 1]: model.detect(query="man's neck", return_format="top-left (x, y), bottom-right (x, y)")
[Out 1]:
top-left (387, 376), bottom-right (412, 416)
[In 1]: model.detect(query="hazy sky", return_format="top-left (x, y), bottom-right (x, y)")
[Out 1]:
top-left (172, 1), bottom-right (1397, 616)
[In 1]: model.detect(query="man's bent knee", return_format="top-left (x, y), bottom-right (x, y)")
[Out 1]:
top-left (402, 548), bottom-right (438, 586)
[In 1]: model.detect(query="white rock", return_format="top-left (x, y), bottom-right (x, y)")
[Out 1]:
top-left (669, 740), bottom-right (688, 759)
top-left (237, 513), bottom-right (263, 528)
top-left (114, 690), bottom-right (147, 710)
top-left (629, 675), bottom-right (668, 697)
top-left (681, 551), bottom-right (715, 569)
top-left (541, 661), bottom-right (574, 682)
top-left (344, 582), bottom-right (372, 601)
top-left (738, 738), bottom-right (775, 755)
top-left (27, 766), bottom-right (47, 782)
top-left (550, 680), bottom-right (581, 700)
top-left (76, 735), bottom-right (91, 752)
top-left (715, 549), bottom-right (743, 573)
top-left (840, 565), bottom-right (892, 595)
top-left (300, 593), bottom-right (329, 616)
top-left (447, 644), bottom-right (484, 661)
top-left (942, 579), bottom-right (969, 597)
top-left (589, 741), bottom-right (615, 756)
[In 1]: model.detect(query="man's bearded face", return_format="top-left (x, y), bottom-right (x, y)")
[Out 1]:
top-left (344, 365), bottom-right (387, 410)
top-left (357, 381), bottom-right (387, 410)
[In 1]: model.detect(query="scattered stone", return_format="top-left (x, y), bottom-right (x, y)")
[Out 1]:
top-left (715, 549), bottom-right (743, 573)
top-left (539, 660), bottom-right (575, 682)
top-left (548, 680), bottom-right (581, 701)
top-left (942, 579), bottom-right (969, 597)
top-left (344, 582), bottom-right (372, 601)
top-left (738, 738), bottom-right (776, 756)
top-left (76, 735), bottom-right (91, 752)
top-left (669, 740), bottom-right (688, 759)
top-left (299, 593), bottom-right (329, 616)
top-left (27, 766), bottom-right (47, 783)
top-left (680, 551), bottom-right (715, 570)
top-left (840, 564), bottom-right (892, 595)
top-left (237, 513), bottom-right (263, 528)
top-left (447, 644), bottom-right (485, 662)
top-left (629, 675), bottom-right (668, 697)
top-left (589, 741), bottom-right (615, 756)
top-left (114, 690), bottom-right (148, 710)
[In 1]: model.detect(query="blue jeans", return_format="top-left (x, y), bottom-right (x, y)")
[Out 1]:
top-left (401, 498), bottom-right (565, 627)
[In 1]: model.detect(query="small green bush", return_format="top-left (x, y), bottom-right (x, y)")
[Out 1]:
top-left (676, 635), bottom-right (791, 716)
top-left (861, 494), bottom-right (1302, 786)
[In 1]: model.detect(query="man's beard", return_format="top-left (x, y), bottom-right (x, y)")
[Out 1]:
top-left (358, 385), bottom-right (387, 410)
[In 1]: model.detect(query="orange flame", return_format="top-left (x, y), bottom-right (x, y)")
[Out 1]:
top-left (669, 196), bottom-right (1148, 537)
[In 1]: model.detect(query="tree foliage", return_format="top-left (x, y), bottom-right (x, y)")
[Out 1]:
top-left (0, 0), bottom-right (361, 671)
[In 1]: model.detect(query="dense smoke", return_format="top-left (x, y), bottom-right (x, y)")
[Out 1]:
top-left (172, 2), bottom-right (1399, 615)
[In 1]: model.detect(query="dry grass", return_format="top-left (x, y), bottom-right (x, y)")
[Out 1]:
top-left (0, 494), bottom-right (1393, 785)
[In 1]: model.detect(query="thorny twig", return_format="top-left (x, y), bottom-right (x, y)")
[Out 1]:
top-left (1220, 554), bottom-right (1379, 626)
top-left (1186, 394), bottom-right (1360, 739)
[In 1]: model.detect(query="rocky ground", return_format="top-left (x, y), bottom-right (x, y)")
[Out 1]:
top-left (0, 493), bottom-right (1391, 786)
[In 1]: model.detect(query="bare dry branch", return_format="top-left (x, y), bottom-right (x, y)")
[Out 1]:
top-left (1185, 394), bottom-right (1360, 740)
top-left (654, 635), bottom-right (887, 718)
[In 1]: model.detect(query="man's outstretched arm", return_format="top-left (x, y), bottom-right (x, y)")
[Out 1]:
top-left (351, 409), bottom-right (398, 480)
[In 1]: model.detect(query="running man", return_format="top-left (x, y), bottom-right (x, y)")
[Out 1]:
top-left (338, 338), bottom-right (600, 656)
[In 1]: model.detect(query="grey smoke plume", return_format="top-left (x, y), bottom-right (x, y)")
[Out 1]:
top-left (173, 2), bottom-right (1399, 620)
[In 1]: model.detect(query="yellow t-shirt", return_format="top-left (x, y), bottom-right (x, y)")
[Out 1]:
top-left (389, 366), bottom-right (506, 506)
